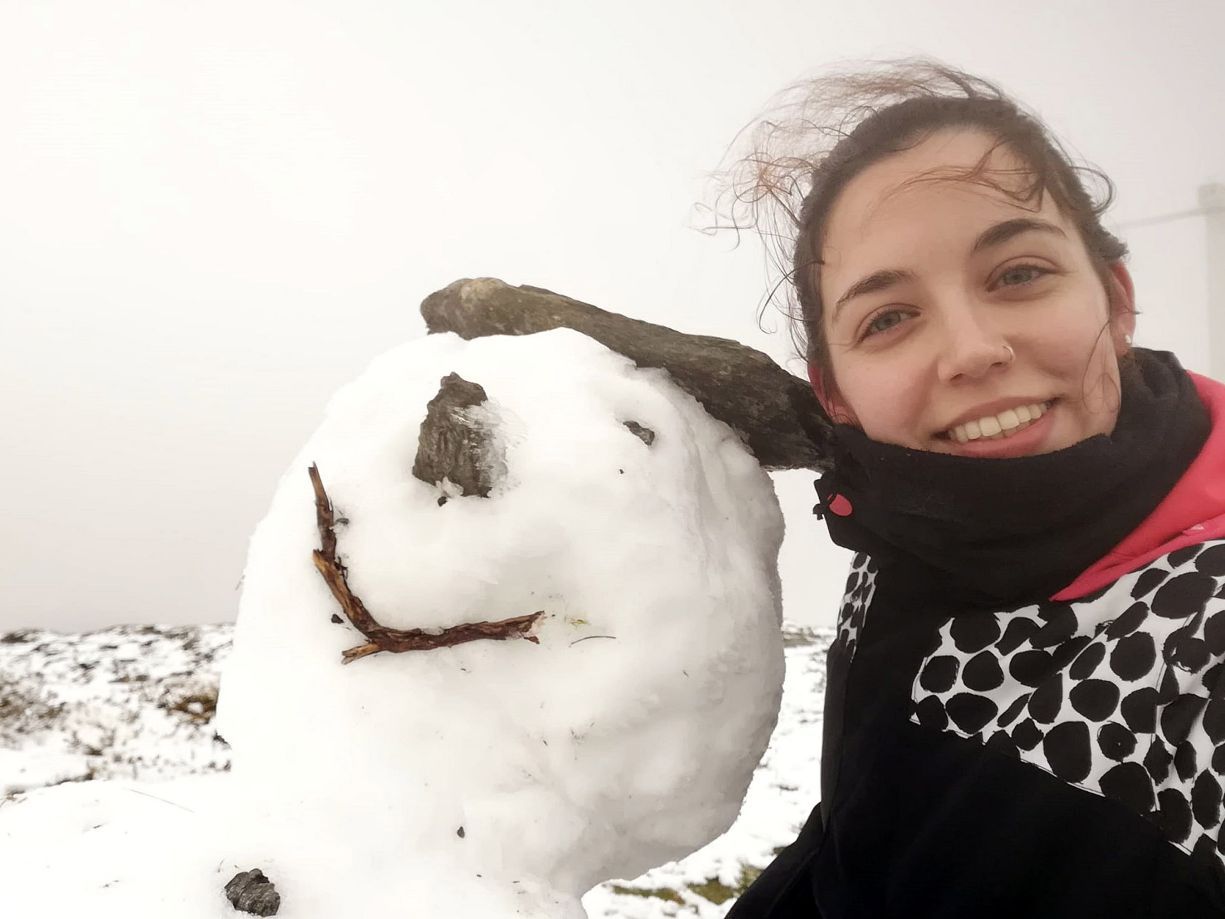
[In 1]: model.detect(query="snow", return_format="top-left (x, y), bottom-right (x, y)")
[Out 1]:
top-left (0, 330), bottom-right (798, 916)
top-left (583, 629), bottom-right (829, 917)
top-left (0, 626), bottom-right (231, 794)
top-left (0, 623), bottom-right (830, 918)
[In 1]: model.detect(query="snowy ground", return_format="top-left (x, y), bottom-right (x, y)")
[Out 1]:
top-left (0, 621), bottom-right (829, 918)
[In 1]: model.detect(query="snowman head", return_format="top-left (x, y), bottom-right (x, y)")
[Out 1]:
top-left (217, 329), bottom-right (785, 896)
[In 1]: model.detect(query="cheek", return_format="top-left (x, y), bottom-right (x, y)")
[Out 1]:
top-left (835, 367), bottom-right (926, 440)
top-left (1039, 309), bottom-right (1121, 383)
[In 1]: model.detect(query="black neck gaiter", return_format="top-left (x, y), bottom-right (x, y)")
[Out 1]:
top-left (814, 348), bottom-right (1210, 606)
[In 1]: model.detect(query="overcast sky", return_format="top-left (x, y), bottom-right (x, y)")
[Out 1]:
top-left (2, 0), bottom-right (1222, 632)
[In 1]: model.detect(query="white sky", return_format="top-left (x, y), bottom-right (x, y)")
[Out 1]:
top-left (2, 0), bottom-right (1223, 632)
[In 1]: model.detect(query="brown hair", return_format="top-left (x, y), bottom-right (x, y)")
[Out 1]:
top-left (713, 58), bottom-right (1130, 407)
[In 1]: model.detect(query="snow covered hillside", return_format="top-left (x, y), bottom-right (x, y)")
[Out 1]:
top-left (0, 622), bottom-right (830, 918)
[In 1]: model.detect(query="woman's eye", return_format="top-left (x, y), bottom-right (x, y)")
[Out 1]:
top-left (995, 264), bottom-right (1048, 287)
top-left (860, 308), bottom-right (910, 340)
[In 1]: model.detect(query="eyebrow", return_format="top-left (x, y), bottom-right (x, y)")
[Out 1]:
top-left (831, 217), bottom-right (1069, 320)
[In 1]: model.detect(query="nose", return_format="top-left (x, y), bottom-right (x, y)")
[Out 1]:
top-left (935, 303), bottom-right (1013, 383)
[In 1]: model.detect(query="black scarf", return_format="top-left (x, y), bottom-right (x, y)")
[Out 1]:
top-left (813, 348), bottom-right (1210, 606)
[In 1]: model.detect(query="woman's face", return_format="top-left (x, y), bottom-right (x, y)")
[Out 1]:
top-left (818, 128), bottom-right (1136, 458)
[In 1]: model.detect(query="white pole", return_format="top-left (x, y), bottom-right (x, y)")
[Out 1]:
top-left (1202, 183), bottom-right (1225, 379)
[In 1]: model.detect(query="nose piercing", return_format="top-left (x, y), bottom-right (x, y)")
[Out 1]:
top-left (1003, 344), bottom-right (1015, 362)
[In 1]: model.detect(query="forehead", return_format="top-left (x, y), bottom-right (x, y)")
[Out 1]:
top-left (821, 128), bottom-right (1070, 266)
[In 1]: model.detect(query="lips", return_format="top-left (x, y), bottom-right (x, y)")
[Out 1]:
top-left (936, 399), bottom-right (1059, 458)
top-left (942, 400), bottom-right (1056, 444)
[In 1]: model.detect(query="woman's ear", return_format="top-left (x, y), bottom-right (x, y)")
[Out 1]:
top-left (807, 363), bottom-right (858, 426)
top-left (824, 392), bottom-right (859, 427)
top-left (1105, 260), bottom-right (1137, 354)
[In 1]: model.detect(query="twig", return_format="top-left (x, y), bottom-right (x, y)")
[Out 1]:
top-left (308, 464), bottom-right (544, 664)
top-left (569, 635), bottom-right (617, 646)
top-left (124, 786), bottom-right (195, 813)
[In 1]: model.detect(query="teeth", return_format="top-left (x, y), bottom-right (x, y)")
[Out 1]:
top-left (997, 408), bottom-right (1021, 431)
top-left (945, 401), bottom-right (1052, 444)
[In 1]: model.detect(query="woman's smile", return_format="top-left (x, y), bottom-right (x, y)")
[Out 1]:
top-left (932, 398), bottom-right (1060, 458)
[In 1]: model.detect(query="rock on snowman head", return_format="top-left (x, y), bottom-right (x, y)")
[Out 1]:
top-left (217, 328), bottom-right (786, 906)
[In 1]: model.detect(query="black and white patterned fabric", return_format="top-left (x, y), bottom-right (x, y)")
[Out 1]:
top-left (832, 552), bottom-right (878, 666)
top-left (911, 539), bottom-right (1225, 866)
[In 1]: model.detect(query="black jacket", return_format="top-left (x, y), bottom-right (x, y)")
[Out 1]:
top-left (730, 360), bottom-right (1225, 918)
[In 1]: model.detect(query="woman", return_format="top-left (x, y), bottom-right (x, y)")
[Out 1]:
top-left (723, 61), bottom-right (1225, 917)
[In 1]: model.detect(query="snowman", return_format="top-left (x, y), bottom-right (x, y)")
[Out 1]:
top-left (0, 328), bottom-right (786, 918)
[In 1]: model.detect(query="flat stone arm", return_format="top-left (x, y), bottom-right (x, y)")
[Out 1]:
top-left (420, 278), bottom-right (834, 471)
